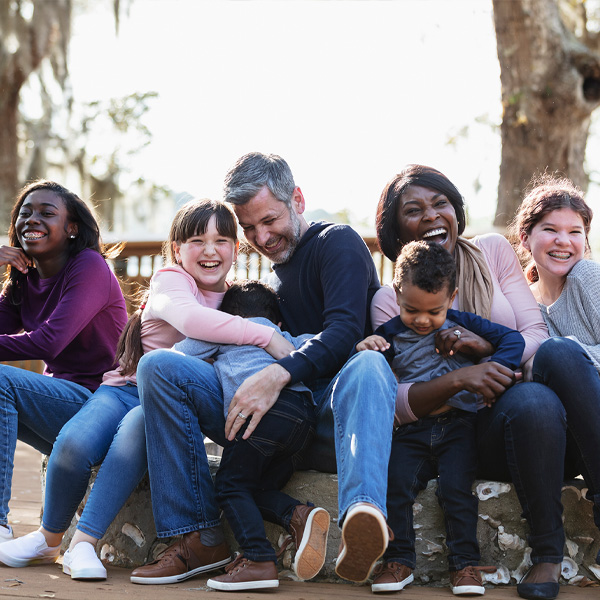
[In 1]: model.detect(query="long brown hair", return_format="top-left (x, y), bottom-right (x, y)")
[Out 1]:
top-left (510, 174), bottom-right (593, 283)
top-left (116, 199), bottom-right (238, 376)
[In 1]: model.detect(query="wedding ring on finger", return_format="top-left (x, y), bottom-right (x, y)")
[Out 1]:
top-left (453, 329), bottom-right (461, 339)
top-left (237, 412), bottom-right (247, 420)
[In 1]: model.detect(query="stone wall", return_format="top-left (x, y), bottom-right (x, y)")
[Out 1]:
top-left (44, 456), bottom-right (600, 587)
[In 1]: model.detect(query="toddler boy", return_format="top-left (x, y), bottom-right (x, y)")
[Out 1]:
top-left (357, 241), bottom-right (524, 596)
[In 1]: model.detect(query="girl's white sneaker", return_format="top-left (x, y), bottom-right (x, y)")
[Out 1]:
top-left (63, 542), bottom-right (107, 580)
top-left (0, 531), bottom-right (59, 567)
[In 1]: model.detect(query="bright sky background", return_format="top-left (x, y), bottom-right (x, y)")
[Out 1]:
top-left (66, 0), bottom-right (600, 242)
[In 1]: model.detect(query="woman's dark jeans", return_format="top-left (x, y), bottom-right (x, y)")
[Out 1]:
top-left (385, 410), bottom-right (480, 571)
top-left (477, 374), bottom-right (567, 565)
top-left (533, 337), bottom-right (600, 535)
top-left (215, 390), bottom-right (316, 562)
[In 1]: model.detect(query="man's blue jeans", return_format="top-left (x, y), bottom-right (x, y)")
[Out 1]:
top-left (138, 349), bottom-right (227, 537)
top-left (532, 337), bottom-right (600, 533)
top-left (301, 350), bottom-right (397, 524)
top-left (43, 383), bottom-right (147, 538)
top-left (385, 410), bottom-right (480, 571)
top-left (215, 390), bottom-right (315, 562)
top-left (0, 365), bottom-right (92, 526)
top-left (138, 348), bottom-right (396, 535)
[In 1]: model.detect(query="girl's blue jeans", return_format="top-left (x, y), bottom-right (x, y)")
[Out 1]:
top-left (532, 337), bottom-right (600, 537)
top-left (43, 383), bottom-right (147, 538)
top-left (0, 365), bottom-right (92, 526)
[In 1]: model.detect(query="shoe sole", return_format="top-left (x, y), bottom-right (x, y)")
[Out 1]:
top-left (372, 573), bottom-right (414, 593)
top-left (130, 555), bottom-right (232, 585)
top-left (63, 564), bottom-right (107, 580)
top-left (0, 548), bottom-right (58, 568)
top-left (293, 507), bottom-right (330, 581)
top-left (335, 506), bottom-right (388, 583)
top-left (452, 584), bottom-right (485, 596)
top-left (207, 577), bottom-right (279, 591)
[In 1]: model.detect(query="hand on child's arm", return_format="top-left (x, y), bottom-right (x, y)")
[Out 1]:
top-left (356, 335), bottom-right (390, 353)
top-left (225, 363), bottom-right (291, 441)
top-left (451, 361), bottom-right (516, 401)
top-left (435, 327), bottom-right (494, 359)
top-left (264, 331), bottom-right (295, 360)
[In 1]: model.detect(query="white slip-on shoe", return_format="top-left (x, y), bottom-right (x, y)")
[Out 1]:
top-left (63, 541), bottom-right (107, 580)
top-left (0, 530), bottom-right (60, 567)
top-left (0, 524), bottom-right (13, 544)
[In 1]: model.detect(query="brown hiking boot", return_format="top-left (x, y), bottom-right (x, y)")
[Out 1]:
top-left (288, 504), bottom-right (330, 580)
top-left (207, 555), bottom-right (279, 591)
top-left (129, 531), bottom-right (231, 585)
top-left (372, 561), bottom-right (414, 593)
top-left (450, 566), bottom-right (496, 596)
top-left (335, 503), bottom-right (389, 583)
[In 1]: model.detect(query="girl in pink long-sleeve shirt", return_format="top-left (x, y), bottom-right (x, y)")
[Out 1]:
top-left (0, 199), bottom-right (291, 582)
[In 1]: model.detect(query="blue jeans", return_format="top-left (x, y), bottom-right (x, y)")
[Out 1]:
top-left (137, 349), bottom-right (227, 537)
top-left (43, 384), bottom-right (147, 537)
top-left (476, 381), bottom-right (566, 564)
top-left (0, 365), bottom-right (92, 526)
top-left (303, 351), bottom-right (397, 524)
top-left (385, 410), bottom-right (479, 571)
top-left (215, 390), bottom-right (315, 562)
top-left (532, 337), bottom-right (600, 532)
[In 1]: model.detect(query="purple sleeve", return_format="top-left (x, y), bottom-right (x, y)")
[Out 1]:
top-left (0, 294), bottom-right (24, 335)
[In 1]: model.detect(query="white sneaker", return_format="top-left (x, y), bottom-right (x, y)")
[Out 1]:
top-left (63, 542), bottom-right (107, 580)
top-left (0, 530), bottom-right (59, 567)
top-left (0, 524), bottom-right (13, 544)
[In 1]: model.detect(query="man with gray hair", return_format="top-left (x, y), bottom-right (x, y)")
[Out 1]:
top-left (222, 152), bottom-right (395, 584)
top-left (132, 152), bottom-right (396, 588)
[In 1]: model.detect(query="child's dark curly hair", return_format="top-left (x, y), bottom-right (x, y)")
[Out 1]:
top-left (392, 241), bottom-right (456, 295)
top-left (220, 280), bottom-right (281, 324)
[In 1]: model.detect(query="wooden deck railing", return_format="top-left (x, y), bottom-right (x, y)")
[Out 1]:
top-left (2, 235), bottom-right (393, 374)
top-left (113, 237), bottom-right (394, 291)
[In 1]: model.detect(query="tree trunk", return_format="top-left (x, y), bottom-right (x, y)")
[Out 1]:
top-left (492, 0), bottom-right (600, 228)
top-left (0, 0), bottom-right (70, 230)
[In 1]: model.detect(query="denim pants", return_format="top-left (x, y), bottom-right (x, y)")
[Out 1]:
top-left (302, 351), bottom-right (397, 524)
top-left (476, 380), bottom-right (566, 564)
top-left (532, 337), bottom-right (600, 532)
top-left (0, 365), bottom-right (92, 526)
top-left (137, 349), bottom-right (227, 537)
top-left (385, 410), bottom-right (479, 571)
top-left (43, 384), bottom-right (147, 538)
top-left (138, 348), bottom-right (396, 536)
top-left (215, 390), bottom-right (316, 562)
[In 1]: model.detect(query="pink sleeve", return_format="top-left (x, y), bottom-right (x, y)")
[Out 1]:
top-left (482, 235), bottom-right (548, 363)
top-left (371, 285), bottom-right (399, 329)
top-left (395, 382), bottom-right (418, 425)
top-left (148, 269), bottom-right (274, 347)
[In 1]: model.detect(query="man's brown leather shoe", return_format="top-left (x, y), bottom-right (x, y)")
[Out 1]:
top-left (288, 504), bottom-right (330, 580)
top-left (130, 531), bottom-right (231, 585)
top-left (207, 555), bottom-right (279, 591)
